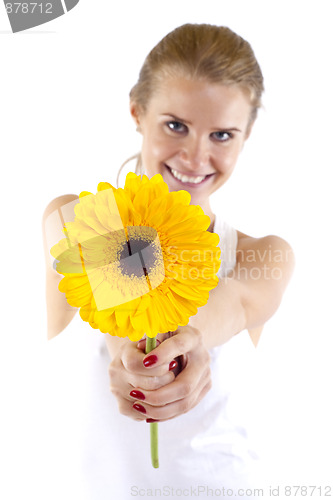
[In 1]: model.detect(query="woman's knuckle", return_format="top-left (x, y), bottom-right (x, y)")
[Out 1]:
top-left (205, 365), bottom-right (212, 379)
top-left (180, 381), bottom-right (192, 398)
top-left (108, 361), bottom-right (115, 374)
top-left (193, 326), bottom-right (201, 337)
top-left (117, 400), bottom-right (129, 416)
top-left (147, 393), bottom-right (159, 406)
top-left (195, 346), bottom-right (210, 366)
top-left (190, 326), bottom-right (201, 342)
top-left (142, 376), bottom-right (158, 391)
top-left (174, 334), bottom-right (187, 353)
top-left (201, 381), bottom-right (212, 400)
top-left (180, 397), bottom-right (192, 413)
top-left (204, 349), bottom-right (211, 362)
top-left (108, 363), bottom-right (118, 381)
top-left (123, 355), bottom-right (136, 372)
top-left (109, 384), bottom-right (121, 398)
top-left (151, 376), bottom-right (162, 390)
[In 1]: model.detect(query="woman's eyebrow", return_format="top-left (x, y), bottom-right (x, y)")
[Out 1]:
top-left (161, 113), bottom-right (192, 125)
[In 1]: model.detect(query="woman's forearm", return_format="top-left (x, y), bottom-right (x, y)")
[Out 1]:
top-left (189, 277), bottom-right (247, 350)
top-left (190, 234), bottom-right (295, 350)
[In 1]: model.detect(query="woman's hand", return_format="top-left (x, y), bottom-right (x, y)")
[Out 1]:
top-left (108, 325), bottom-right (212, 422)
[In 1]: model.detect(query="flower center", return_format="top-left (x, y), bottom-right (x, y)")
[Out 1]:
top-left (118, 226), bottom-right (160, 279)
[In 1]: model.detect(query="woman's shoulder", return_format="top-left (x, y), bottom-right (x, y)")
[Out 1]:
top-left (43, 193), bottom-right (79, 260)
top-left (235, 229), bottom-right (295, 289)
top-left (236, 229), bottom-right (294, 258)
top-left (42, 193), bottom-right (79, 251)
top-left (43, 194), bottom-right (80, 340)
top-left (43, 193), bottom-right (79, 222)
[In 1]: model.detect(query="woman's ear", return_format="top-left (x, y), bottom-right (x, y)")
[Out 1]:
top-left (130, 101), bottom-right (142, 132)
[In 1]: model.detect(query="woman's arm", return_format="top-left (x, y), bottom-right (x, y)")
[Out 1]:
top-left (189, 233), bottom-right (295, 348)
top-left (42, 194), bottom-right (79, 340)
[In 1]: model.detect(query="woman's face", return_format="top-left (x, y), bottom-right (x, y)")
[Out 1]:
top-left (131, 77), bottom-right (253, 214)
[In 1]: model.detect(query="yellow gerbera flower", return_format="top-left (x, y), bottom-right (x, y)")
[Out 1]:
top-left (51, 173), bottom-right (221, 341)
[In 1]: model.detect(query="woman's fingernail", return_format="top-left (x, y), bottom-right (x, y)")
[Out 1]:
top-left (143, 354), bottom-right (158, 367)
top-left (146, 418), bottom-right (159, 423)
top-left (169, 360), bottom-right (178, 371)
top-left (133, 403), bottom-right (146, 414)
top-left (137, 339), bottom-right (161, 349)
top-left (137, 339), bottom-right (146, 349)
top-left (130, 390), bottom-right (145, 400)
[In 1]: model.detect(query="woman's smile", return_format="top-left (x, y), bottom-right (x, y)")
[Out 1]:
top-left (164, 164), bottom-right (216, 187)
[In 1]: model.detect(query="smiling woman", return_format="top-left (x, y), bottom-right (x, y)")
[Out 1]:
top-left (131, 79), bottom-right (253, 214)
top-left (43, 22), bottom-right (294, 499)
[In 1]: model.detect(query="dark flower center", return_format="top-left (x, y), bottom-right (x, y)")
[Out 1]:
top-left (118, 226), bottom-right (159, 278)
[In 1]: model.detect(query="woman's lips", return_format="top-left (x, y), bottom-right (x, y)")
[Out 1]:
top-left (164, 165), bottom-right (215, 187)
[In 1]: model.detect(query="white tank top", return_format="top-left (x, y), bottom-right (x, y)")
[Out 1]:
top-left (46, 215), bottom-right (263, 500)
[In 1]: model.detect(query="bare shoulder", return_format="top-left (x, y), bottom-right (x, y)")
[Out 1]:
top-left (237, 229), bottom-right (293, 250)
top-left (43, 193), bottom-right (79, 221)
top-left (236, 229), bottom-right (295, 295)
top-left (236, 230), bottom-right (295, 275)
top-left (42, 193), bottom-right (79, 264)
top-left (42, 193), bottom-right (79, 340)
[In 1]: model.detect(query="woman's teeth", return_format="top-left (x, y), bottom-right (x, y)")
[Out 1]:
top-left (170, 167), bottom-right (206, 184)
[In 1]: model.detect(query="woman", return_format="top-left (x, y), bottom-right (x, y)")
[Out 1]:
top-left (43, 23), bottom-right (294, 499)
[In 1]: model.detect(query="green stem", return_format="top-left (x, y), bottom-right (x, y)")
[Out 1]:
top-left (145, 336), bottom-right (159, 468)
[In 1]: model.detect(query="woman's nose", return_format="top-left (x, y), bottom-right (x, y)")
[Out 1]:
top-left (179, 138), bottom-right (210, 170)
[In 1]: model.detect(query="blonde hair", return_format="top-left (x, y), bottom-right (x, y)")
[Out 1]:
top-left (117, 23), bottom-right (264, 185)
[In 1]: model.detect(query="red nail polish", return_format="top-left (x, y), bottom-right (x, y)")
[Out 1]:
top-left (137, 339), bottom-right (161, 349)
top-left (143, 354), bottom-right (158, 367)
top-left (130, 390), bottom-right (145, 400)
top-left (146, 418), bottom-right (159, 423)
top-left (133, 403), bottom-right (146, 414)
top-left (169, 360), bottom-right (178, 371)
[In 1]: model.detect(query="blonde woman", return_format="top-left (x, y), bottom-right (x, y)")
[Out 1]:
top-left (43, 23), bottom-right (294, 499)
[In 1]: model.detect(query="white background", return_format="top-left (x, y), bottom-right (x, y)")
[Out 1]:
top-left (1, 1), bottom-right (332, 498)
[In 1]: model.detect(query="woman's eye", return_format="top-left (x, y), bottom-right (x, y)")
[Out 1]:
top-left (166, 121), bottom-right (187, 133)
top-left (212, 131), bottom-right (232, 142)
